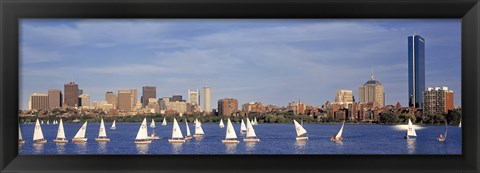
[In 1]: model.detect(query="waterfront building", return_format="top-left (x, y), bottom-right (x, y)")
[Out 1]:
top-left (288, 101), bottom-right (306, 115)
top-left (118, 90), bottom-right (132, 112)
top-left (64, 82), bottom-right (79, 107)
top-left (130, 89), bottom-right (137, 108)
top-left (171, 95), bottom-right (183, 102)
top-left (218, 98), bottom-right (238, 116)
top-left (166, 101), bottom-right (187, 114)
top-left (422, 86), bottom-right (454, 115)
top-left (334, 90), bottom-right (354, 108)
top-left (92, 101), bottom-right (99, 109)
top-left (188, 89), bottom-right (200, 106)
top-left (203, 86), bottom-right (211, 113)
top-left (30, 93), bottom-right (48, 110)
top-left (142, 86), bottom-right (156, 107)
top-left (147, 98), bottom-right (160, 113)
top-left (159, 97), bottom-right (170, 111)
top-left (48, 89), bottom-right (62, 109)
top-left (105, 92), bottom-right (117, 109)
top-left (78, 94), bottom-right (90, 109)
top-left (242, 102), bottom-right (266, 113)
top-left (359, 72), bottom-right (385, 107)
top-left (408, 34), bottom-right (426, 108)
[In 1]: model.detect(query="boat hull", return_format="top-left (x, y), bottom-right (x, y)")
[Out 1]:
top-left (437, 137), bottom-right (446, 142)
top-left (53, 139), bottom-right (69, 143)
top-left (19, 140), bottom-right (25, 144)
top-left (193, 134), bottom-right (204, 138)
top-left (185, 136), bottom-right (193, 140)
top-left (243, 138), bottom-right (260, 142)
top-left (296, 136), bottom-right (309, 141)
top-left (330, 137), bottom-right (343, 142)
top-left (149, 136), bottom-right (160, 140)
top-left (222, 139), bottom-right (240, 144)
top-left (135, 140), bottom-right (152, 144)
top-left (34, 139), bottom-right (47, 144)
top-left (95, 138), bottom-right (110, 142)
top-left (72, 138), bottom-right (88, 143)
top-left (168, 139), bottom-right (186, 143)
top-left (404, 135), bottom-right (416, 139)
top-left (110, 127), bottom-right (116, 130)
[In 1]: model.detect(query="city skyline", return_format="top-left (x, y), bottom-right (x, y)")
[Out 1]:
top-left (20, 19), bottom-right (461, 110)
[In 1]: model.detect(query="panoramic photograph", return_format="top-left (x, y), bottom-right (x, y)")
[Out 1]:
top-left (18, 19), bottom-right (462, 155)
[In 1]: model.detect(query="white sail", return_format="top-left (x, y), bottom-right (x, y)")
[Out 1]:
top-left (335, 122), bottom-right (345, 139)
top-left (254, 117), bottom-right (258, 125)
top-left (225, 118), bottom-right (238, 139)
top-left (162, 117), bottom-right (167, 126)
top-left (406, 119), bottom-right (417, 137)
top-left (98, 119), bottom-right (107, 137)
top-left (219, 119), bottom-right (225, 128)
top-left (41, 120), bottom-right (44, 124)
top-left (293, 120), bottom-right (307, 137)
top-left (246, 118), bottom-right (257, 138)
top-left (195, 119), bottom-right (205, 135)
top-left (135, 118), bottom-right (149, 140)
top-left (56, 119), bottom-right (66, 139)
top-left (171, 118), bottom-right (184, 139)
top-left (459, 121), bottom-right (461, 128)
top-left (19, 126), bottom-right (23, 140)
top-left (74, 121), bottom-right (88, 138)
top-left (240, 119), bottom-right (247, 132)
top-left (185, 120), bottom-right (191, 136)
top-left (33, 119), bottom-right (45, 141)
top-left (111, 120), bottom-right (116, 128)
top-left (150, 119), bottom-right (156, 128)
top-left (47, 120), bottom-right (50, 124)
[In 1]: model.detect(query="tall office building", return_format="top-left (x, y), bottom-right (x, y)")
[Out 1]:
top-left (48, 89), bottom-right (62, 109)
top-left (359, 72), bottom-right (385, 107)
top-left (64, 82), bottom-right (79, 107)
top-left (142, 86), bottom-right (156, 107)
top-left (130, 89), bottom-right (137, 106)
top-left (171, 95), bottom-right (183, 102)
top-left (30, 93), bottom-right (49, 110)
top-left (78, 94), bottom-right (90, 109)
top-left (422, 86), bottom-right (454, 115)
top-left (335, 90), bottom-right (353, 103)
top-left (218, 98), bottom-right (238, 116)
top-left (408, 34), bottom-right (426, 108)
top-left (188, 89), bottom-right (200, 106)
top-left (203, 86), bottom-right (211, 113)
top-left (118, 90), bottom-right (132, 112)
top-left (105, 91), bottom-right (117, 108)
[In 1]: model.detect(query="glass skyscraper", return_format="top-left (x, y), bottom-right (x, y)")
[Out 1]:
top-left (408, 34), bottom-right (425, 108)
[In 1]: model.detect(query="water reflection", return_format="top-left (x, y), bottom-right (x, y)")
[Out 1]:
top-left (97, 142), bottom-right (107, 154)
top-left (225, 143), bottom-right (238, 154)
top-left (406, 138), bottom-right (416, 154)
top-left (74, 143), bottom-right (87, 154)
top-left (245, 142), bottom-right (256, 153)
top-left (33, 143), bottom-right (44, 154)
top-left (136, 144), bottom-right (149, 154)
top-left (171, 143), bottom-right (183, 154)
top-left (56, 143), bottom-right (66, 154)
top-left (294, 141), bottom-right (307, 154)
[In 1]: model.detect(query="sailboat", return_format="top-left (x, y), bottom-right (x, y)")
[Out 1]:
top-left (294, 119), bottom-right (308, 141)
top-left (185, 120), bottom-right (193, 140)
top-left (33, 119), bottom-right (47, 144)
top-left (135, 118), bottom-right (152, 144)
top-left (149, 129), bottom-right (160, 140)
top-left (219, 119), bottom-right (225, 128)
top-left (19, 126), bottom-right (25, 144)
top-left (404, 119), bottom-right (417, 139)
top-left (222, 118), bottom-right (239, 144)
top-left (438, 120), bottom-right (448, 142)
top-left (110, 120), bottom-right (116, 130)
top-left (41, 120), bottom-right (44, 124)
top-left (95, 118), bottom-right (110, 142)
top-left (72, 121), bottom-right (88, 142)
top-left (150, 119), bottom-right (156, 128)
top-left (161, 117), bottom-right (167, 126)
top-left (254, 117), bottom-right (258, 125)
top-left (168, 118), bottom-right (185, 143)
top-left (194, 118), bottom-right (205, 138)
top-left (240, 119), bottom-right (247, 133)
top-left (47, 120), bottom-right (50, 125)
top-left (331, 121), bottom-right (344, 142)
top-left (459, 121), bottom-right (462, 128)
top-left (244, 118), bottom-right (260, 142)
top-left (53, 119), bottom-right (68, 143)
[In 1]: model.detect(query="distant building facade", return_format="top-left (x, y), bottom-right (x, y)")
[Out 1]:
top-left (218, 98), bottom-right (238, 116)
top-left (142, 86), bottom-right (156, 107)
top-left (64, 82), bottom-right (79, 107)
top-left (48, 89), bottom-right (62, 109)
top-left (203, 86), bottom-right (211, 113)
top-left (288, 101), bottom-right (306, 115)
top-left (78, 94), bottom-right (90, 109)
top-left (408, 34), bottom-right (426, 108)
top-left (105, 92), bottom-right (117, 109)
top-left (359, 73), bottom-right (385, 107)
top-left (188, 89), bottom-right (200, 106)
top-left (242, 102), bottom-right (266, 113)
top-left (422, 86), bottom-right (454, 115)
top-left (118, 90), bottom-right (132, 112)
top-left (30, 93), bottom-right (49, 110)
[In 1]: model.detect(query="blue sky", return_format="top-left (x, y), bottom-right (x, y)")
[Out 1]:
top-left (20, 19), bottom-right (461, 110)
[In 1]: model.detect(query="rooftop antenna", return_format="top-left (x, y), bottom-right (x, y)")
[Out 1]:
top-left (370, 65), bottom-right (374, 81)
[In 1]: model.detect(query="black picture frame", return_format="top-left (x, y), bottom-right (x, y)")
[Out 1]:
top-left (1, 0), bottom-right (479, 172)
